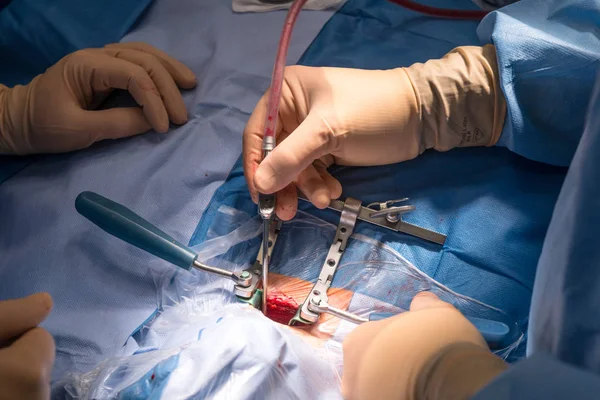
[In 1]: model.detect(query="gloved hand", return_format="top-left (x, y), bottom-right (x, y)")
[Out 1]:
top-left (0, 42), bottom-right (197, 155)
top-left (243, 45), bottom-right (505, 220)
top-left (341, 292), bottom-right (508, 400)
top-left (0, 293), bottom-right (55, 400)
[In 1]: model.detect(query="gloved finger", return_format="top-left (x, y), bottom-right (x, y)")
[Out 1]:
top-left (85, 53), bottom-right (170, 133)
top-left (105, 42), bottom-right (197, 89)
top-left (103, 48), bottom-right (189, 125)
top-left (1, 327), bottom-right (55, 389)
top-left (295, 164), bottom-right (331, 209)
top-left (254, 113), bottom-right (335, 195)
top-left (74, 107), bottom-right (152, 144)
top-left (343, 318), bottom-right (398, 362)
top-left (342, 317), bottom-right (397, 398)
top-left (275, 182), bottom-right (298, 221)
top-left (313, 159), bottom-right (342, 200)
top-left (0, 293), bottom-right (53, 342)
top-left (409, 291), bottom-right (456, 312)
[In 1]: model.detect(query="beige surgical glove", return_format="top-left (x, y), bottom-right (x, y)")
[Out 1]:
top-left (243, 45), bottom-right (505, 220)
top-left (0, 293), bottom-right (55, 400)
top-left (0, 42), bottom-right (197, 155)
top-left (341, 292), bottom-right (508, 400)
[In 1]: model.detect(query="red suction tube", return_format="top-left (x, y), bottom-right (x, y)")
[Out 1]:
top-left (388, 0), bottom-right (489, 20)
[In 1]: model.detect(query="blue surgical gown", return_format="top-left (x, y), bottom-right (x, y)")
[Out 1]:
top-left (473, 0), bottom-right (600, 397)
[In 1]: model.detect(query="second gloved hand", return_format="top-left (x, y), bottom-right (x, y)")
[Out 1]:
top-left (342, 292), bottom-right (508, 400)
top-left (0, 42), bottom-right (197, 155)
top-left (0, 293), bottom-right (55, 400)
top-left (243, 45), bottom-right (505, 220)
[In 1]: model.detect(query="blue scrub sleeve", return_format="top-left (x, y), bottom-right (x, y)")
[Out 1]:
top-left (477, 0), bottom-right (600, 167)
top-left (473, 353), bottom-right (600, 399)
top-left (526, 56), bottom-right (600, 373)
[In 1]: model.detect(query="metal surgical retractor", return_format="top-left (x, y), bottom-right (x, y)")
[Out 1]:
top-left (291, 197), bottom-right (361, 325)
top-left (297, 192), bottom-right (447, 246)
top-left (367, 198), bottom-right (415, 223)
top-left (286, 195), bottom-right (513, 349)
top-left (289, 193), bottom-right (446, 326)
top-left (75, 191), bottom-right (264, 303)
top-left (75, 191), bottom-right (511, 350)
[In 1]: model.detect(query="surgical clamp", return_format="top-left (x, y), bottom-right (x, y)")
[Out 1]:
top-left (297, 192), bottom-right (446, 245)
top-left (286, 194), bottom-right (515, 349)
top-left (256, 0), bottom-right (308, 315)
top-left (289, 193), bottom-right (446, 325)
top-left (291, 197), bottom-right (362, 324)
top-left (75, 191), bottom-right (271, 303)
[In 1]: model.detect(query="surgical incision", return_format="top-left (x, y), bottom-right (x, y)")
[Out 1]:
top-left (266, 290), bottom-right (299, 325)
top-left (264, 272), bottom-right (353, 339)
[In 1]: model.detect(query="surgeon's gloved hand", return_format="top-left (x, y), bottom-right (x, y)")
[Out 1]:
top-left (0, 42), bottom-right (197, 155)
top-left (243, 45), bottom-right (505, 220)
top-left (0, 293), bottom-right (55, 400)
top-left (341, 292), bottom-right (508, 400)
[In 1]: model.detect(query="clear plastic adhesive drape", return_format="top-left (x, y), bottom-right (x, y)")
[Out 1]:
top-left (61, 204), bottom-right (523, 399)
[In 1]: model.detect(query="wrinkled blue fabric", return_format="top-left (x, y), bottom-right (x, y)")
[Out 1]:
top-left (0, 0), bottom-right (332, 386)
top-left (476, 0), bottom-right (600, 378)
top-left (192, 0), bottom-right (568, 362)
top-left (478, 0), bottom-right (600, 166)
top-left (472, 67), bottom-right (600, 396)
top-left (527, 68), bottom-right (600, 370)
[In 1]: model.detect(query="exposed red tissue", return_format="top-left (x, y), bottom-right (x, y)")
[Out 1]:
top-left (265, 290), bottom-right (300, 325)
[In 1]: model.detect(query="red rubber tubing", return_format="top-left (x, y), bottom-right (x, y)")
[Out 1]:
top-left (388, 0), bottom-right (489, 20)
top-left (262, 0), bottom-right (308, 141)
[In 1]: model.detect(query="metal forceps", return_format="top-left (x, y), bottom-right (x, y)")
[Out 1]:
top-left (256, 0), bottom-right (308, 314)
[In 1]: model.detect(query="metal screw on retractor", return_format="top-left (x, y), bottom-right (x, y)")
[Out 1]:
top-left (291, 197), bottom-right (361, 325)
top-left (297, 191), bottom-right (447, 245)
top-left (367, 198), bottom-right (415, 223)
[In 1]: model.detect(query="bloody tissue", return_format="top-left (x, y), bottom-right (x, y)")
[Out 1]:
top-left (266, 291), bottom-right (299, 325)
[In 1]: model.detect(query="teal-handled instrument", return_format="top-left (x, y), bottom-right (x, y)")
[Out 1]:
top-left (75, 191), bottom-right (261, 300)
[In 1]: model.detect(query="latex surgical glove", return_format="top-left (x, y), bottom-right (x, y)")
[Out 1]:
top-left (0, 42), bottom-right (197, 155)
top-left (243, 45), bottom-right (505, 220)
top-left (341, 292), bottom-right (508, 400)
top-left (0, 293), bottom-right (55, 400)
